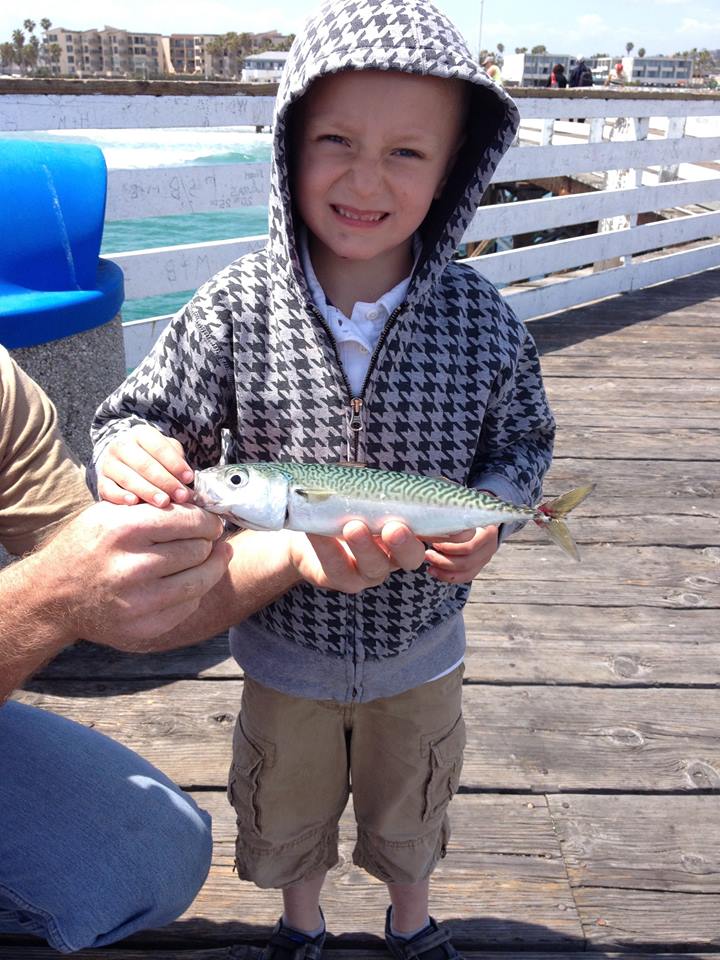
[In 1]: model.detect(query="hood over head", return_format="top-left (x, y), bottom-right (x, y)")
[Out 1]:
top-left (268, 0), bottom-right (520, 303)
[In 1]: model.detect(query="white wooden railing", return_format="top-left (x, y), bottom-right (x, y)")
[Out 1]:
top-left (2, 87), bottom-right (719, 367)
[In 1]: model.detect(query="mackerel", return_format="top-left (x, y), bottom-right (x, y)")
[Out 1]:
top-left (193, 461), bottom-right (593, 560)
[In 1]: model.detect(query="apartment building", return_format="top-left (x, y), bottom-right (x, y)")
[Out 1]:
top-left (502, 52), bottom-right (579, 87)
top-left (591, 55), bottom-right (693, 86)
top-left (46, 25), bottom-right (171, 77)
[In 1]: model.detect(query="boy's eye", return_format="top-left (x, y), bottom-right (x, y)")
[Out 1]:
top-left (393, 148), bottom-right (422, 158)
top-left (319, 134), bottom-right (347, 145)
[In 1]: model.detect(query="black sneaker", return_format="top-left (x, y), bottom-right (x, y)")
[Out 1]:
top-left (384, 907), bottom-right (463, 960)
top-left (261, 915), bottom-right (326, 960)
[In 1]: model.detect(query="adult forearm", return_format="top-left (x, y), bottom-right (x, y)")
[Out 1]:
top-left (0, 553), bottom-right (72, 701)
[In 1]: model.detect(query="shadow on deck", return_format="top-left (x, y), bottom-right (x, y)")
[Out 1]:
top-left (4, 268), bottom-right (720, 959)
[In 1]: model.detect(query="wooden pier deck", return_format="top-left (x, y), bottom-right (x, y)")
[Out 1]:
top-left (3, 267), bottom-right (719, 960)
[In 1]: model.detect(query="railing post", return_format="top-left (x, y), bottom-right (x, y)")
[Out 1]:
top-left (595, 115), bottom-right (650, 273)
top-left (659, 116), bottom-right (688, 183)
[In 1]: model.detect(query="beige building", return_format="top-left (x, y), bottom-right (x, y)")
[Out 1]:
top-left (45, 26), bottom-right (171, 77)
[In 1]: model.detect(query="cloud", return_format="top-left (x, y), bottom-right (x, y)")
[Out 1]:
top-left (577, 14), bottom-right (608, 31)
top-left (679, 16), bottom-right (720, 34)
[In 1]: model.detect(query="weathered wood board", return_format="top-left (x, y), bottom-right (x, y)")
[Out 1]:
top-left (15, 681), bottom-right (720, 791)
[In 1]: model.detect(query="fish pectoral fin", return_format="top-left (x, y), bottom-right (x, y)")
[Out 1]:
top-left (296, 487), bottom-right (334, 503)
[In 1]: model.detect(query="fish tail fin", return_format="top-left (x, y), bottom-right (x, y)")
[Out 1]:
top-left (536, 484), bottom-right (595, 562)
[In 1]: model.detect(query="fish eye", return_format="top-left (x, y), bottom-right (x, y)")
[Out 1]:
top-left (229, 470), bottom-right (249, 487)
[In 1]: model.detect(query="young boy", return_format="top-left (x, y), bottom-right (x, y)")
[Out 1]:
top-left (92, 0), bottom-right (555, 957)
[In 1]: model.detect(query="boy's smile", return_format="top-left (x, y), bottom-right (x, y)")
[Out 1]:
top-left (293, 69), bottom-right (468, 305)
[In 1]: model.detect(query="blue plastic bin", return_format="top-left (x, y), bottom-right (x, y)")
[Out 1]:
top-left (0, 139), bottom-right (124, 349)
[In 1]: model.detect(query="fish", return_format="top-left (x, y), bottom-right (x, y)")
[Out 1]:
top-left (193, 461), bottom-right (594, 561)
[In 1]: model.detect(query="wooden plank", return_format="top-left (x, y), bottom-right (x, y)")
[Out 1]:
top-left (36, 604), bottom-right (720, 686)
top-left (0, 94), bottom-right (275, 131)
top-left (544, 458), bottom-right (719, 497)
top-left (476, 543), bottom-right (720, 608)
top-left (470, 211), bottom-right (720, 287)
top-left (552, 427), bottom-right (719, 461)
top-left (494, 136), bottom-right (720, 186)
top-left (546, 794), bottom-right (720, 947)
top-left (14, 682), bottom-right (720, 791)
top-left (573, 887), bottom-right (720, 948)
top-left (504, 244), bottom-right (720, 325)
top-left (112, 235), bottom-right (268, 301)
top-left (548, 794), bottom-right (720, 892)
top-left (464, 179), bottom-right (720, 242)
top-left (106, 164), bottom-right (271, 221)
top-left (545, 378), bottom-right (719, 403)
top-left (540, 356), bottom-right (719, 378)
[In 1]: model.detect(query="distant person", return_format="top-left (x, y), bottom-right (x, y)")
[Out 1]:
top-left (483, 54), bottom-right (504, 86)
top-left (569, 57), bottom-right (593, 87)
top-left (546, 63), bottom-right (568, 88)
top-left (606, 61), bottom-right (625, 85)
top-left (92, 0), bottom-right (555, 959)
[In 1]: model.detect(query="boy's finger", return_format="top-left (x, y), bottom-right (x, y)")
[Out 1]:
top-left (97, 475), bottom-right (140, 506)
top-left (103, 445), bottom-right (191, 503)
top-left (380, 522), bottom-right (426, 571)
top-left (100, 458), bottom-right (174, 506)
top-left (430, 526), bottom-right (497, 555)
top-left (342, 521), bottom-right (394, 583)
top-left (134, 428), bottom-right (194, 484)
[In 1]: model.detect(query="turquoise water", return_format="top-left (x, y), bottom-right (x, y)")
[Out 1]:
top-left (101, 206), bottom-right (269, 321)
top-left (5, 126), bottom-right (273, 323)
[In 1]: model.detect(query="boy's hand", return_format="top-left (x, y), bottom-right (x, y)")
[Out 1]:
top-left (287, 521), bottom-right (426, 593)
top-left (425, 526), bottom-right (499, 583)
top-left (97, 425), bottom-right (195, 507)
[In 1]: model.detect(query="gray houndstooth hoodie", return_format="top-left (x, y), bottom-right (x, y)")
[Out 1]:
top-left (92, 0), bottom-right (555, 703)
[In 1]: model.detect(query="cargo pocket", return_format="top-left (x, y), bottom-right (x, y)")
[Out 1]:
top-left (420, 714), bottom-right (466, 824)
top-left (227, 717), bottom-right (276, 837)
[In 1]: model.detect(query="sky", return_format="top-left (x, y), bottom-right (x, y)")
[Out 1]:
top-left (2, 0), bottom-right (719, 58)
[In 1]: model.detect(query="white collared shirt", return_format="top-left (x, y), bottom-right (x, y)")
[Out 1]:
top-left (300, 230), bottom-right (418, 396)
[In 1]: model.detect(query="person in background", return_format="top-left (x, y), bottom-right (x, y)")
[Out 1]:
top-left (569, 56), bottom-right (593, 88)
top-left (606, 61), bottom-right (625, 85)
top-left (483, 54), bottom-right (503, 86)
top-left (0, 345), bottom-right (421, 953)
top-left (546, 63), bottom-right (568, 88)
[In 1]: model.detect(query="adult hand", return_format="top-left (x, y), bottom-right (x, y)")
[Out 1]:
top-left (41, 500), bottom-right (230, 651)
top-left (424, 525), bottom-right (499, 583)
top-left (97, 424), bottom-right (194, 508)
top-left (286, 520), bottom-right (427, 593)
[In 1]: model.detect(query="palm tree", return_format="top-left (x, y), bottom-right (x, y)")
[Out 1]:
top-left (625, 41), bottom-right (634, 55)
top-left (515, 46), bottom-right (527, 54)
top-left (40, 18), bottom-right (52, 32)
top-left (637, 47), bottom-right (646, 58)
top-left (23, 19), bottom-right (36, 34)
top-left (12, 28), bottom-right (25, 73)
top-left (48, 41), bottom-right (61, 75)
top-left (531, 44), bottom-right (547, 54)
top-left (1, 41), bottom-right (15, 71)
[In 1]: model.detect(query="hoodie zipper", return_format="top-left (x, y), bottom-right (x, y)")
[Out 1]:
top-left (308, 303), bottom-right (405, 463)
top-left (307, 301), bottom-right (406, 701)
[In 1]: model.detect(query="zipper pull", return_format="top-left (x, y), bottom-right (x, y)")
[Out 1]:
top-left (349, 397), bottom-right (363, 433)
top-left (347, 397), bottom-right (365, 464)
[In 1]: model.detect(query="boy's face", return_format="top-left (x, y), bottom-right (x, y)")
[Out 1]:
top-left (294, 69), bottom-right (467, 268)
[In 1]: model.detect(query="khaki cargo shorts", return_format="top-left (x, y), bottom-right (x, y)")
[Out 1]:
top-left (228, 665), bottom-right (465, 889)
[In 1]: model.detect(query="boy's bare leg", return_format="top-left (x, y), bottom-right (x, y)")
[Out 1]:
top-left (387, 877), bottom-right (430, 933)
top-left (282, 869), bottom-right (327, 932)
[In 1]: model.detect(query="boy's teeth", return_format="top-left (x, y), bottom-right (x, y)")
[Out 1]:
top-left (335, 206), bottom-right (384, 222)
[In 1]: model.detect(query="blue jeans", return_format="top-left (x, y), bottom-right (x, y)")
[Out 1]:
top-left (0, 700), bottom-right (213, 953)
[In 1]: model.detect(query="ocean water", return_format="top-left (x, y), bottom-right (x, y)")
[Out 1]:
top-left (14, 126), bottom-right (273, 322)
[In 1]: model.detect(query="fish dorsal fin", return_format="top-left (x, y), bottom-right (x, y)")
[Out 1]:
top-left (296, 488), bottom-right (334, 503)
